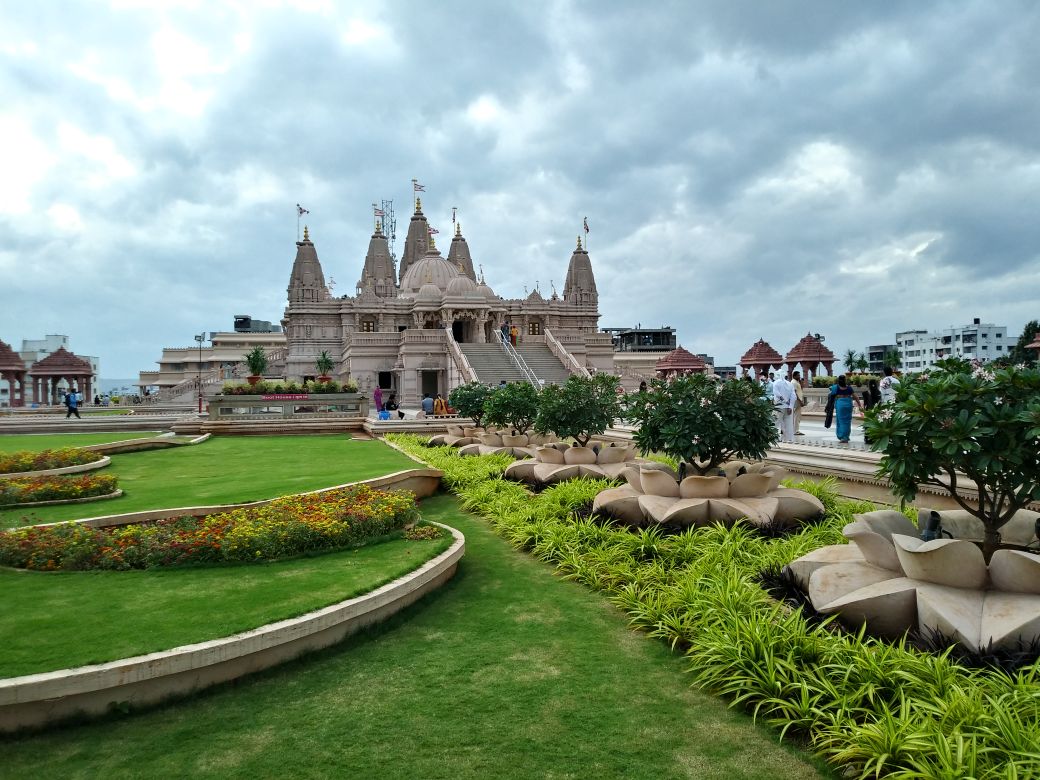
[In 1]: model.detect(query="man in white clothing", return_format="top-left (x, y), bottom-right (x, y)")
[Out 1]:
top-left (772, 373), bottom-right (797, 443)
top-left (879, 366), bottom-right (900, 404)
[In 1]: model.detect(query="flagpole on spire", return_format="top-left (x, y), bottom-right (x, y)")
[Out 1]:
top-left (411, 179), bottom-right (417, 211)
top-left (296, 203), bottom-right (310, 241)
top-left (583, 216), bottom-right (590, 251)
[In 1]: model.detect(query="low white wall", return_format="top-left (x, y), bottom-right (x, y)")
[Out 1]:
top-left (0, 522), bottom-right (464, 733)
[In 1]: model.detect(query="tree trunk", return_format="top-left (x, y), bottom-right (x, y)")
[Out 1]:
top-left (982, 526), bottom-right (1001, 564)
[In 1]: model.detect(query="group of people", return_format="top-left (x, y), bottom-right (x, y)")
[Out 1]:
top-left (826, 365), bottom-right (900, 444)
top-left (499, 322), bottom-right (519, 346)
top-left (763, 365), bottom-right (901, 445)
top-left (766, 371), bottom-right (807, 443)
top-left (371, 385), bottom-right (452, 421)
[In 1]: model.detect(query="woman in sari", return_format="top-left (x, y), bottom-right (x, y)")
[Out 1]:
top-left (829, 374), bottom-right (864, 444)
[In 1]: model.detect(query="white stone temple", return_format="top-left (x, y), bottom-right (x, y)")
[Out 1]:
top-left (282, 198), bottom-right (618, 404)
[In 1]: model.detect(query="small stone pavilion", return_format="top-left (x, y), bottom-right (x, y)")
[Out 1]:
top-left (28, 347), bottom-right (95, 405)
top-left (0, 339), bottom-right (28, 407)
top-left (738, 334), bottom-right (835, 380)
top-left (738, 339), bottom-right (785, 378)
top-left (655, 346), bottom-right (706, 379)
top-left (784, 333), bottom-right (835, 379)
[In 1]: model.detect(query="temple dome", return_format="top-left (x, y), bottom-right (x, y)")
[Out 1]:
top-left (417, 282), bottom-right (443, 302)
top-left (445, 274), bottom-right (480, 297)
top-left (477, 279), bottom-right (496, 299)
top-left (739, 339), bottom-right (783, 369)
top-left (399, 250), bottom-right (460, 296)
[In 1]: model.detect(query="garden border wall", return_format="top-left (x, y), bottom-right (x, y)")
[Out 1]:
top-left (0, 456), bottom-right (111, 480)
top-left (0, 520), bottom-right (464, 733)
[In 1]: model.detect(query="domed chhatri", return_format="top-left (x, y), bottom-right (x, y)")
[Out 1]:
top-left (504, 441), bottom-right (673, 485)
top-left (592, 461), bottom-right (824, 529)
top-left (787, 508), bottom-right (1040, 650)
top-left (738, 339), bottom-right (784, 378)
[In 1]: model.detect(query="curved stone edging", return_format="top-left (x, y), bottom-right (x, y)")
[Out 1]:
top-left (0, 521), bottom-right (464, 733)
top-left (0, 456), bottom-right (111, 480)
top-left (21, 468), bottom-right (443, 530)
top-left (2, 489), bottom-right (124, 509)
top-left (84, 433), bottom-right (211, 455)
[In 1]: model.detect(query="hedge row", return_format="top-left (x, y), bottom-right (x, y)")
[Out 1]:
top-left (387, 434), bottom-right (1040, 779)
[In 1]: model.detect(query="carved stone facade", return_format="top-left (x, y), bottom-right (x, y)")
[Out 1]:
top-left (282, 200), bottom-right (614, 404)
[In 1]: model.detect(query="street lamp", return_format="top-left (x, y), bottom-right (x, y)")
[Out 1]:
top-left (194, 333), bottom-right (206, 414)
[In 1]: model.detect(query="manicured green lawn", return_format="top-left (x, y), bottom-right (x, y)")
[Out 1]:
top-left (0, 432), bottom-right (162, 453)
top-left (0, 495), bottom-right (831, 779)
top-left (0, 436), bottom-right (420, 528)
top-left (0, 534), bottom-right (451, 677)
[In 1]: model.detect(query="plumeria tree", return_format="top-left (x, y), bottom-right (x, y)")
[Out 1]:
top-left (534, 373), bottom-right (624, 447)
top-left (483, 381), bottom-right (541, 435)
top-left (625, 374), bottom-right (778, 476)
top-left (448, 382), bottom-right (493, 428)
top-left (864, 358), bottom-right (1040, 561)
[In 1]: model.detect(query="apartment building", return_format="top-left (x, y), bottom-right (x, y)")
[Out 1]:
top-left (897, 318), bottom-right (1009, 371)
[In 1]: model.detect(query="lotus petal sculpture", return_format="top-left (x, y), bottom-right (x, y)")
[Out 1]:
top-left (503, 442), bottom-right (668, 485)
top-left (592, 461), bottom-right (824, 529)
top-left (428, 425), bottom-right (555, 458)
top-left (787, 508), bottom-right (1040, 650)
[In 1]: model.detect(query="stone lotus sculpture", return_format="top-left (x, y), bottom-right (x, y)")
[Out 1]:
top-left (591, 461), bottom-right (824, 529)
top-left (503, 441), bottom-right (668, 485)
top-left (428, 425), bottom-right (555, 458)
top-left (788, 508), bottom-right (1040, 650)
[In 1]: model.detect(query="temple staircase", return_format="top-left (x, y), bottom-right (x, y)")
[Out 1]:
top-left (458, 342), bottom-right (572, 386)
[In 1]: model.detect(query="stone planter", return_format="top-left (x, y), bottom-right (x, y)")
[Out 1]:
top-left (209, 393), bottom-right (368, 420)
top-left (501, 433), bottom-right (530, 448)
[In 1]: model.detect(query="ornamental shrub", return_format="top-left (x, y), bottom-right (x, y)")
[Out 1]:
top-left (244, 346), bottom-right (268, 376)
top-left (534, 373), bottom-right (624, 447)
top-left (864, 357), bottom-right (1040, 560)
top-left (483, 381), bottom-right (541, 435)
top-left (625, 374), bottom-right (778, 475)
top-left (448, 382), bottom-right (493, 427)
top-left (0, 485), bottom-right (417, 570)
top-left (0, 447), bottom-right (102, 475)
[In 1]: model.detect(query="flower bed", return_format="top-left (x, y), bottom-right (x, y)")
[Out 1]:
top-left (0, 474), bottom-right (119, 508)
top-left (0, 448), bottom-right (102, 475)
top-left (0, 485), bottom-right (418, 570)
top-left (221, 378), bottom-right (360, 395)
top-left (386, 433), bottom-right (1040, 779)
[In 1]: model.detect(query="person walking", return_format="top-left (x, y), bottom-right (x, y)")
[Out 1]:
top-left (828, 375), bottom-right (863, 444)
top-left (772, 373), bottom-right (797, 443)
top-left (373, 385), bottom-right (383, 417)
top-left (500, 322), bottom-right (509, 344)
top-left (65, 389), bottom-right (81, 419)
top-left (791, 371), bottom-right (806, 435)
top-left (879, 366), bottom-right (900, 404)
top-left (509, 324), bottom-right (518, 347)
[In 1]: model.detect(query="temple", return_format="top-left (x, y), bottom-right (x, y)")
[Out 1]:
top-left (281, 199), bottom-right (618, 404)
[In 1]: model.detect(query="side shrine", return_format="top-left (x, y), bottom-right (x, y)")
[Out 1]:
top-left (282, 199), bottom-right (617, 405)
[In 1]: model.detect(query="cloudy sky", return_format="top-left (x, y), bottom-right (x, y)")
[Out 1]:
top-left (2, 0), bottom-right (1038, 378)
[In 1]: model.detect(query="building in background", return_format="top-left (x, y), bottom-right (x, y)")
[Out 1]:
top-left (0, 334), bottom-right (98, 407)
top-left (601, 325), bottom-right (676, 352)
top-left (137, 317), bottom-right (286, 393)
top-left (866, 343), bottom-right (898, 373)
top-left (897, 318), bottom-right (1009, 371)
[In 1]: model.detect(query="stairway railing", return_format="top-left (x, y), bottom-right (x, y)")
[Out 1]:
top-left (496, 332), bottom-right (540, 385)
top-left (544, 329), bottom-right (590, 378)
top-left (444, 327), bottom-right (478, 388)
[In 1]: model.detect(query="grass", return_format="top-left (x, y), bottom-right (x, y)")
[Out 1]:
top-left (0, 436), bottom-right (421, 528)
top-left (0, 533), bottom-right (451, 677)
top-left (0, 432), bottom-right (163, 453)
top-left (0, 494), bottom-right (831, 779)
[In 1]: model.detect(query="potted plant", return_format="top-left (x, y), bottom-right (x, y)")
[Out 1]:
top-left (483, 381), bottom-right (540, 444)
top-left (864, 357), bottom-right (1040, 561)
top-left (315, 351), bottom-right (335, 382)
top-left (244, 346), bottom-right (268, 386)
top-left (448, 382), bottom-right (493, 435)
top-left (626, 374), bottom-right (778, 477)
top-left (534, 373), bottom-right (623, 457)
